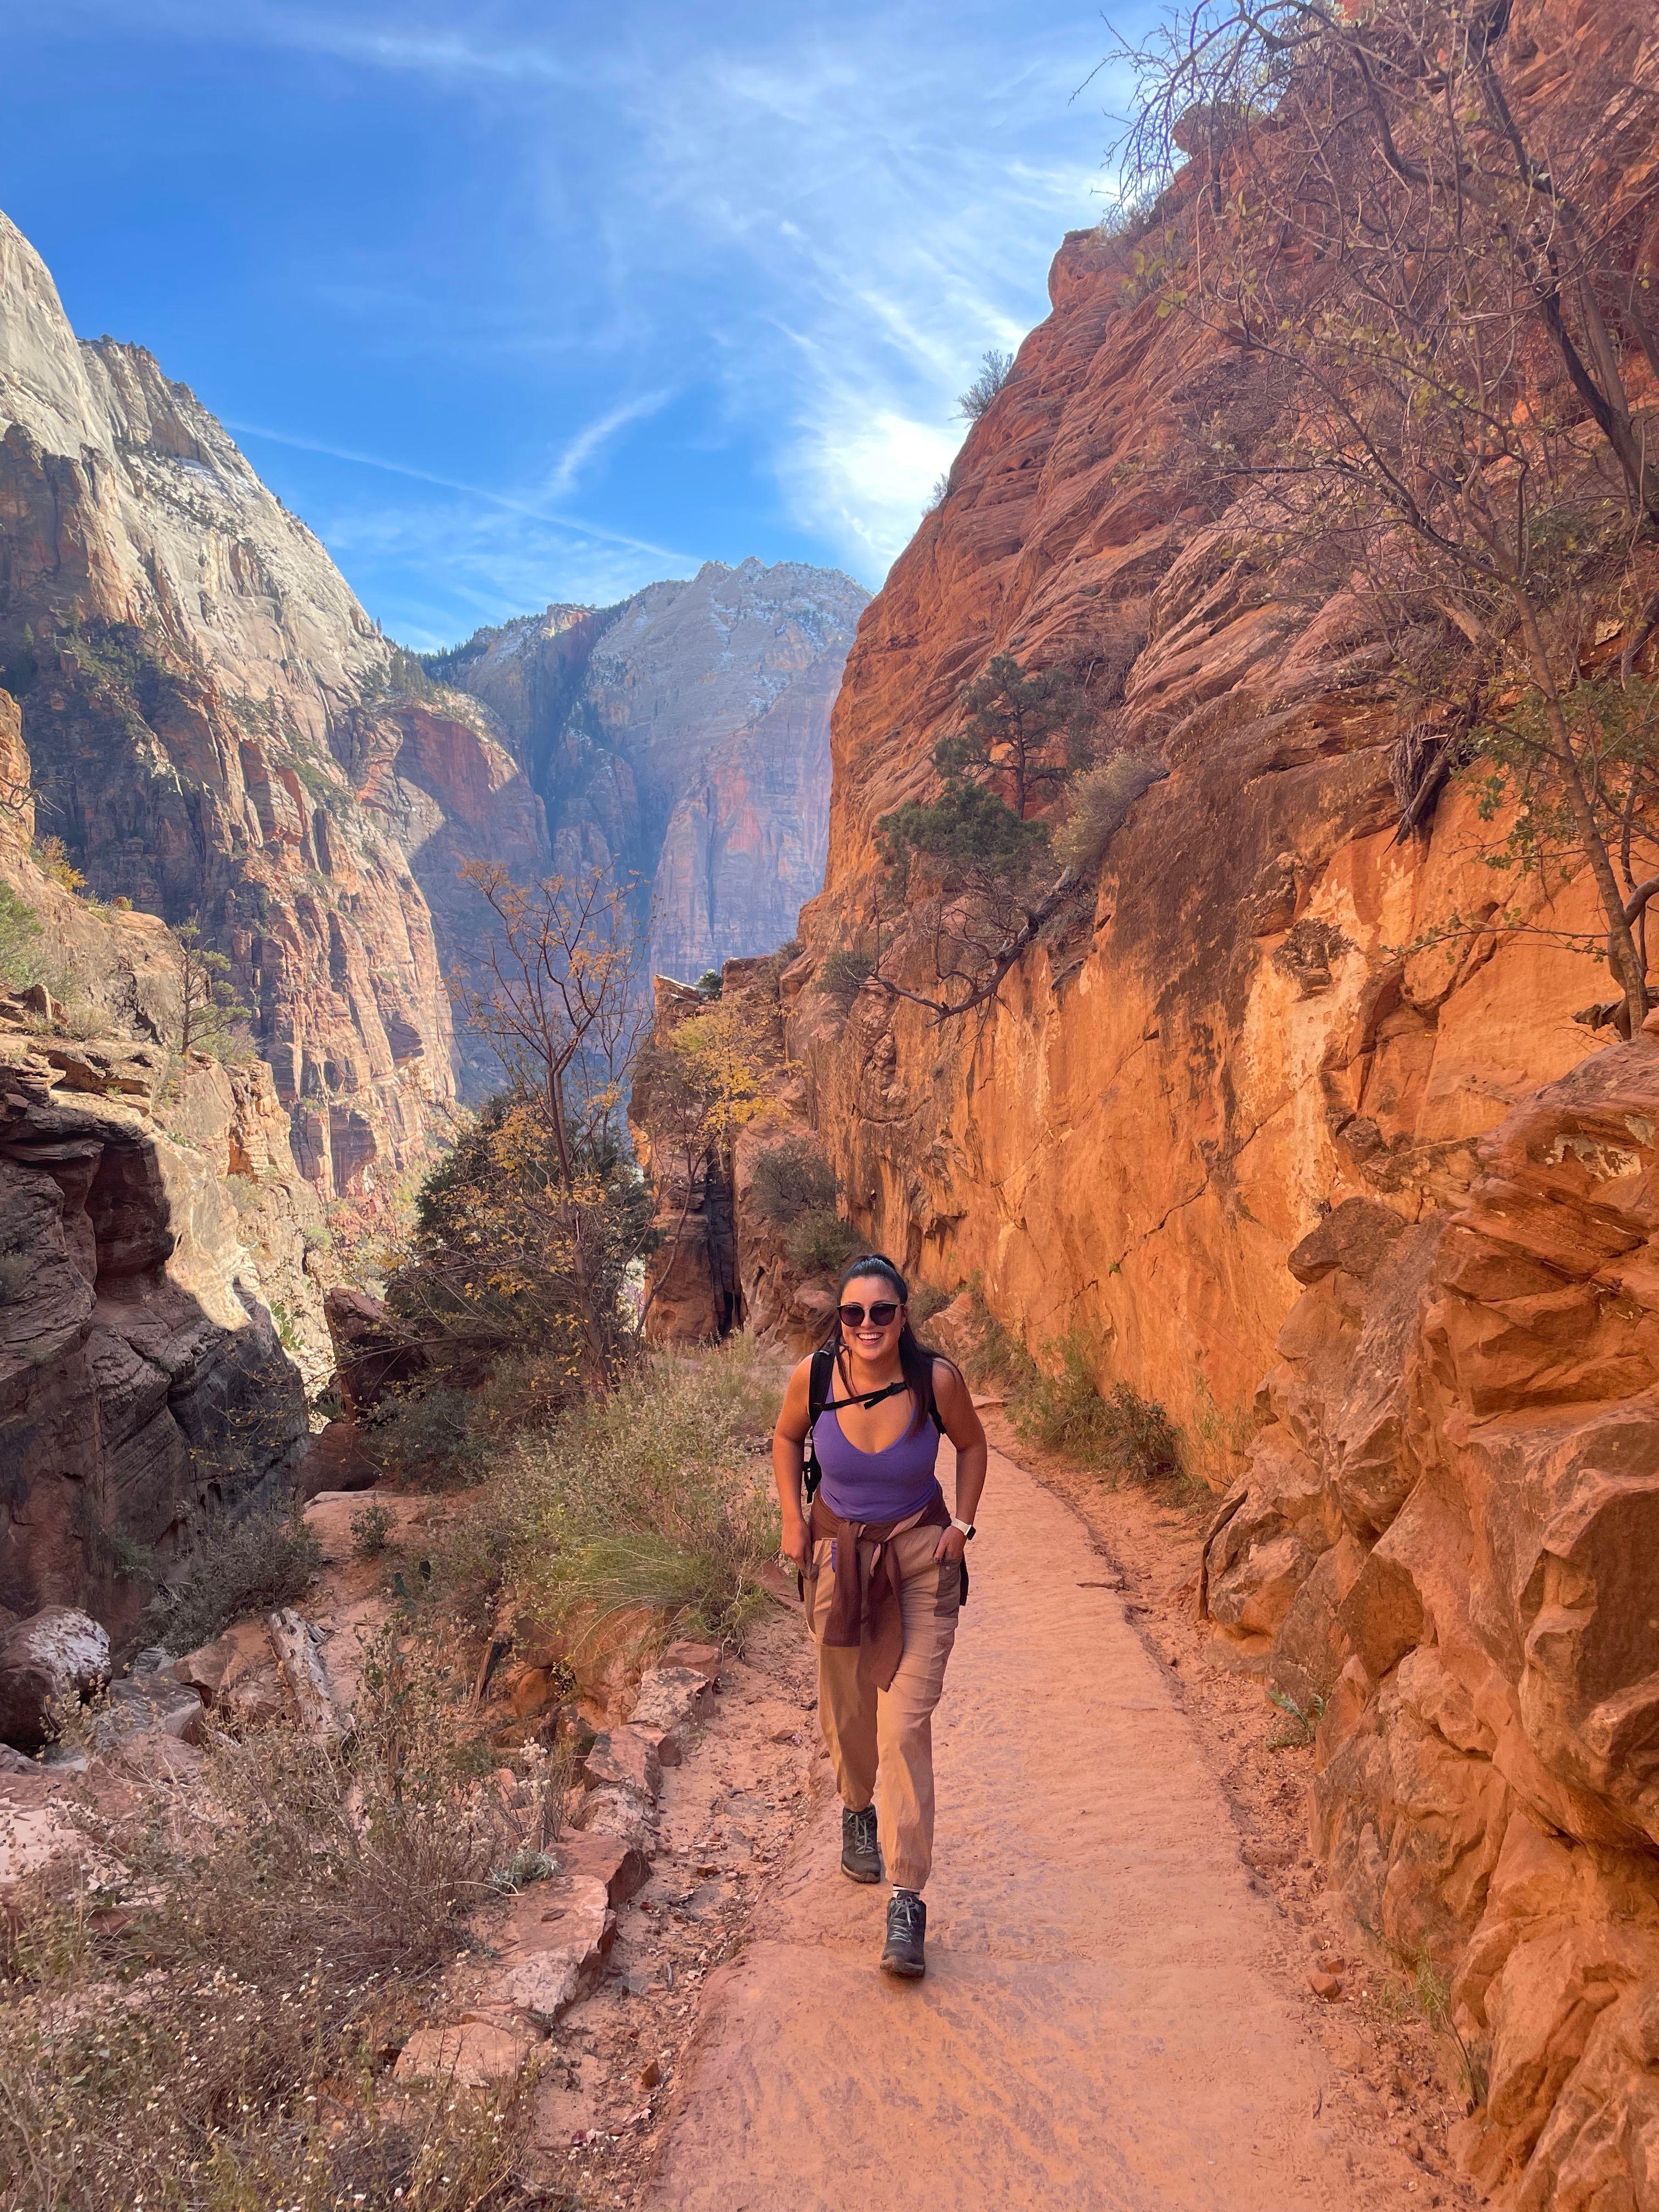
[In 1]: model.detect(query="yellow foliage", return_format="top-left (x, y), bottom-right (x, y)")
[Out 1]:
top-left (34, 835), bottom-right (84, 894)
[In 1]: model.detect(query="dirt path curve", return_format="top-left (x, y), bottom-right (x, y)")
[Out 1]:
top-left (642, 1444), bottom-right (1432, 2212)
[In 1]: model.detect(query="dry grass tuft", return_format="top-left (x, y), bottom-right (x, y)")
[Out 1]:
top-left (435, 1338), bottom-right (783, 1651)
top-left (0, 1629), bottom-right (565, 2211)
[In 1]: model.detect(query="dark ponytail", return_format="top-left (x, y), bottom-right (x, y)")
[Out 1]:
top-left (825, 1252), bottom-right (959, 1432)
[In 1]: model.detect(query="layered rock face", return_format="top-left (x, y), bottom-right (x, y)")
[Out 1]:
top-left (0, 696), bottom-right (325, 1633)
top-left (0, 1002), bottom-right (316, 1633)
top-left (0, 210), bottom-right (548, 1190)
top-left (788, 33), bottom-right (1621, 1437)
top-left (1206, 1046), bottom-right (1659, 2203)
top-left (433, 561), bottom-right (867, 985)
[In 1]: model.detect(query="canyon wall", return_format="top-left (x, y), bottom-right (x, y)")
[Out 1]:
top-left (778, 3), bottom-right (1659, 2200)
top-left (0, 743), bottom-right (324, 1628)
top-left (432, 560), bottom-right (867, 985)
top-left (0, 208), bottom-right (548, 1192)
top-left (787, 139), bottom-right (1617, 1438)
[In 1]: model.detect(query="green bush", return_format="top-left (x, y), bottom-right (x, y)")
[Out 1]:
top-left (1011, 1330), bottom-right (1184, 1484)
top-left (751, 1135), bottom-right (838, 1228)
top-left (142, 1502), bottom-right (323, 1655)
top-left (962, 1280), bottom-right (1039, 1392)
top-left (877, 780), bottom-right (1048, 879)
top-left (817, 944), bottom-right (874, 1004)
top-left (785, 1207), bottom-right (864, 1277)
top-left (908, 1283), bottom-right (953, 1329)
top-left (0, 881), bottom-right (40, 985)
top-left (365, 1384), bottom-right (485, 1488)
top-left (349, 1500), bottom-right (396, 1558)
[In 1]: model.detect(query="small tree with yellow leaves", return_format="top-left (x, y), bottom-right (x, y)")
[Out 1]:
top-left (443, 860), bottom-right (651, 1386)
top-left (631, 997), bottom-right (778, 1333)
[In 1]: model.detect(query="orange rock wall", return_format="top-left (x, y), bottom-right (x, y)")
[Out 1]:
top-left (789, 178), bottom-right (1609, 1438)
top-left (778, 8), bottom-right (1659, 2202)
top-left (1204, 1048), bottom-right (1659, 2203)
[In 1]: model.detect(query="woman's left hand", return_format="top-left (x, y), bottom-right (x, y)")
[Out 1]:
top-left (933, 1525), bottom-right (967, 1565)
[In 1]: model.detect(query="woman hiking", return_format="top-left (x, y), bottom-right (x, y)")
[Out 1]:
top-left (772, 1254), bottom-right (988, 1979)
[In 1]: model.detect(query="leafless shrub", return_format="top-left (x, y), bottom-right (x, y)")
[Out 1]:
top-left (1053, 753), bottom-right (1169, 872)
top-left (959, 348), bottom-right (1014, 421)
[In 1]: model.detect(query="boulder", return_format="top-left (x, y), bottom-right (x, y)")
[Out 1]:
top-left (101, 1673), bottom-right (206, 1746)
top-left (569, 1782), bottom-right (656, 1857)
top-left (324, 1288), bottom-right (427, 1416)
top-left (557, 1827), bottom-right (651, 1907)
top-left (0, 1607), bottom-right (109, 1750)
top-left (172, 1617), bottom-right (274, 1706)
top-left (628, 1664), bottom-right (715, 1767)
top-left (661, 1637), bottom-right (724, 1683)
top-left (393, 2021), bottom-right (542, 2087)
top-left (494, 1873), bottom-right (616, 2024)
top-left (579, 1725), bottom-right (662, 1801)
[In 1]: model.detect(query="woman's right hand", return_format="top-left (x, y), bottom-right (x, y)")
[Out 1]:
top-left (780, 1513), bottom-right (811, 1574)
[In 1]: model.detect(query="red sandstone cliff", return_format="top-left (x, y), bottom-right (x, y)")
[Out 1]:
top-left (790, 13), bottom-right (1644, 1434)
top-left (776, 4), bottom-right (1659, 2199)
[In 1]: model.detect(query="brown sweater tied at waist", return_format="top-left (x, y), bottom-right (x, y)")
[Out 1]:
top-left (809, 1485), bottom-right (950, 1692)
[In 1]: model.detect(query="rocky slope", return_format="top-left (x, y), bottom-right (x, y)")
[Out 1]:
top-left (0, 208), bottom-right (547, 1192)
top-left (431, 560), bottom-right (867, 984)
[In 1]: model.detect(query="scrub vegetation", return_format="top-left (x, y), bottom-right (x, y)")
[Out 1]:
top-left (0, 1634), bottom-right (562, 2212)
top-left (431, 1339), bottom-right (782, 1652)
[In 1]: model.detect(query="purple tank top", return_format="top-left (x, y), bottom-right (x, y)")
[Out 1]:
top-left (813, 1392), bottom-right (942, 1523)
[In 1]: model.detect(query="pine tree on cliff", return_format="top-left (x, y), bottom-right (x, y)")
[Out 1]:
top-left (934, 654), bottom-right (1090, 821)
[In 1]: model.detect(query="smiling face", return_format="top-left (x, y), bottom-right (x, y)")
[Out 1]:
top-left (839, 1273), bottom-right (906, 1363)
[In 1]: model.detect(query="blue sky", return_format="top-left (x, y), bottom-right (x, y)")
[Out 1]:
top-left (2, 2), bottom-right (1145, 650)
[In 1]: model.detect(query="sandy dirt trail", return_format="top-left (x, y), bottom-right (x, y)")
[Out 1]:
top-left (642, 1444), bottom-right (1431, 2212)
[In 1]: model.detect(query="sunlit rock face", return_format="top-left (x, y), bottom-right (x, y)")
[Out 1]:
top-left (0, 209), bottom-right (548, 1192)
top-left (778, 3), bottom-right (1659, 2197)
top-left (433, 560), bottom-right (868, 985)
top-left (789, 71), bottom-right (1626, 1438)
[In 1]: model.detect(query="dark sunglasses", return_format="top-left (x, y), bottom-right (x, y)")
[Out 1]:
top-left (839, 1300), bottom-right (901, 1328)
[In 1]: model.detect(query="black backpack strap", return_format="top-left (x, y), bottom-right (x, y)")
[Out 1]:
top-left (803, 1345), bottom-right (836, 1504)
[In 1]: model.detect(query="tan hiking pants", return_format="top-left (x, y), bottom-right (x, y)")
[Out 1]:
top-left (805, 1521), bottom-right (961, 1892)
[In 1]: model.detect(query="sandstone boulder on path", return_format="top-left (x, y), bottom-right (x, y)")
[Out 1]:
top-left (0, 1607), bottom-right (110, 1750)
top-left (324, 1286), bottom-right (428, 1415)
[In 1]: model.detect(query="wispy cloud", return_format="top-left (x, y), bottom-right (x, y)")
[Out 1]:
top-left (227, 417), bottom-right (690, 565)
top-left (556, 18), bottom-right (1115, 572)
top-left (542, 389), bottom-right (673, 501)
top-left (26, 0), bottom-right (1132, 616)
top-left (311, 494), bottom-right (689, 650)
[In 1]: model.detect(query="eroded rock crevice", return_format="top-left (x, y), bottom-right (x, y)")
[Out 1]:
top-left (0, 1005), bottom-right (316, 1630)
top-left (1205, 1045), bottom-right (1659, 2200)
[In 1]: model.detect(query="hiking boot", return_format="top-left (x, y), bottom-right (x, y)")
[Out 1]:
top-left (881, 1889), bottom-right (927, 1978)
top-left (841, 1803), bottom-right (882, 1884)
